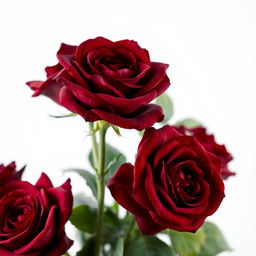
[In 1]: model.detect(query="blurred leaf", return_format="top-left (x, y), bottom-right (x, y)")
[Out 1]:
top-left (70, 205), bottom-right (96, 234)
top-left (76, 236), bottom-right (95, 256)
top-left (156, 93), bottom-right (174, 123)
top-left (73, 192), bottom-right (97, 208)
top-left (125, 236), bottom-right (175, 256)
top-left (64, 169), bottom-right (97, 199)
top-left (175, 118), bottom-right (202, 129)
top-left (89, 144), bottom-right (126, 182)
top-left (169, 228), bottom-right (206, 256)
top-left (198, 222), bottom-right (231, 256)
top-left (113, 237), bottom-right (124, 256)
top-left (49, 113), bottom-right (77, 118)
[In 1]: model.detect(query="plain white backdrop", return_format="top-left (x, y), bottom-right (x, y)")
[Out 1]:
top-left (1, 0), bottom-right (256, 255)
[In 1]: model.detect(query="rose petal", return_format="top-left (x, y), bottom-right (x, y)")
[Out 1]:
top-left (91, 103), bottom-right (164, 130)
top-left (35, 173), bottom-right (53, 189)
top-left (108, 163), bottom-right (147, 217)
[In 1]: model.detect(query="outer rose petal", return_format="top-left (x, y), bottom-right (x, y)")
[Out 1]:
top-left (46, 232), bottom-right (73, 256)
top-left (135, 215), bottom-right (165, 235)
top-left (91, 103), bottom-right (164, 130)
top-left (35, 172), bottom-right (53, 189)
top-left (108, 163), bottom-right (147, 217)
top-left (46, 179), bottom-right (73, 234)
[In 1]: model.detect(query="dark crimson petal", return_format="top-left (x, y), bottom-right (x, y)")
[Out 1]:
top-left (14, 206), bottom-right (57, 254)
top-left (108, 163), bottom-right (148, 217)
top-left (58, 72), bottom-right (113, 112)
top-left (26, 79), bottom-right (63, 104)
top-left (35, 173), bottom-right (53, 189)
top-left (59, 87), bottom-right (99, 121)
top-left (95, 89), bottom-right (157, 115)
top-left (46, 232), bottom-right (73, 256)
top-left (144, 164), bottom-right (197, 227)
top-left (45, 63), bottom-right (63, 78)
top-left (46, 179), bottom-right (73, 235)
top-left (134, 126), bottom-right (180, 197)
top-left (150, 210), bottom-right (206, 233)
top-left (57, 43), bottom-right (89, 89)
top-left (91, 103), bottom-right (164, 130)
top-left (74, 61), bottom-right (125, 98)
top-left (115, 40), bottom-right (150, 64)
top-left (0, 246), bottom-right (39, 256)
top-left (133, 62), bottom-right (169, 97)
top-left (75, 37), bottom-right (112, 63)
top-left (135, 215), bottom-right (165, 235)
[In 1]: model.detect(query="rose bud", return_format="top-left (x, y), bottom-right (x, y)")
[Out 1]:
top-left (176, 126), bottom-right (235, 179)
top-left (0, 173), bottom-right (73, 255)
top-left (26, 37), bottom-right (170, 130)
top-left (108, 125), bottom-right (225, 235)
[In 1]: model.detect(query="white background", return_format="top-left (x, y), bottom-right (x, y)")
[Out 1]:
top-left (1, 0), bottom-right (256, 255)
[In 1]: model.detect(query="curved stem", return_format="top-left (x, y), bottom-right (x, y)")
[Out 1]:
top-left (94, 126), bottom-right (108, 256)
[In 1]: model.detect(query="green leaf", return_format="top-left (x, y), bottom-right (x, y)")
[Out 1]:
top-left (49, 113), bottom-right (77, 118)
top-left (89, 144), bottom-right (126, 182)
top-left (198, 222), bottom-right (231, 256)
top-left (169, 228), bottom-right (206, 256)
top-left (113, 237), bottom-right (124, 256)
top-left (70, 205), bottom-right (96, 234)
top-left (76, 236), bottom-right (95, 256)
top-left (111, 125), bottom-right (122, 136)
top-left (64, 168), bottom-right (97, 199)
top-left (175, 118), bottom-right (202, 128)
top-left (126, 236), bottom-right (175, 256)
top-left (156, 93), bottom-right (174, 123)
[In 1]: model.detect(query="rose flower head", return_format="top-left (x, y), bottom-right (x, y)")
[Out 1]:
top-left (26, 37), bottom-right (170, 130)
top-left (108, 125), bottom-right (225, 235)
top-left (0, 172), bottom-right (73, 255)
top-left (0, 162), bottom-right (24, 186)
top-left (176, 126), bottom-right (235, 180)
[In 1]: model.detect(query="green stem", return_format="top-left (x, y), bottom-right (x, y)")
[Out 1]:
top-left (94, 126), bottom-right (108, 256)
top-left (89, 122), bottom-right (98, 167)
top-left (124, 215), bottom-right (136, 250)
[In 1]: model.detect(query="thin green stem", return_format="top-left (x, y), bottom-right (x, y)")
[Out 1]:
top-left (124, 215), bottom-right (136, 250)
top-left (94, 126), bottom-right (108, 256)
top-left (89, 122), bottom-right (98, 167)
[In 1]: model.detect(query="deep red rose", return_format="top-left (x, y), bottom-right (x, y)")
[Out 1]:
top-left (0, 173), bottom-right (73, 256)
top-left (26, 37), bottom-right (170, 130)
top-left (108, 125), bottom-right (225, 235)
top-left (0, 162), bottom-right (24, 186)
top-left (176, 126), bottom-right (235, 179)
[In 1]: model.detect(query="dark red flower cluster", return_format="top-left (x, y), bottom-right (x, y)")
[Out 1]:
top-left (0, 163), bottom-right (73, 256)
top-left (108, 126), bottom-right (225, 235)
top-left (27, 37), bottom-right (170, 130)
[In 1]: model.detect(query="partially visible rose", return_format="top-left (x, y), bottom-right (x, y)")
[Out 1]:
top-left (0, 162), bottom-right (24, 186)
top-left (176, 126), bottom-right (235, 179)
top-left (0, 172), bottom-right (73, 256)
top-left (26, 37), bottom-right (170, 130)
top-left (108, 125), bottom-right (224, 235)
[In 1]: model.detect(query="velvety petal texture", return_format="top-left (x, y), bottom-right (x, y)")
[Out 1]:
top-left (26, 37), bottom-right (170, 130)
top-left (0, 170), bottom-right (73, 256)
top-left (108, 125), bottom-right (225, 235)
top-left (176, 126), bottom-right (235, 179)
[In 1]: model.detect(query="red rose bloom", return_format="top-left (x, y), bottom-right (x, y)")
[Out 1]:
top-left (176, 126), bottom-right (235, 179)
top-left (26, 37), bottom-right (170, 130)
top-left (0, 173), bottom-right (73, 256)
top-left (0, 162), bottom-right (24, 186)
top-left (108, 125), bottom-right (224, 235)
